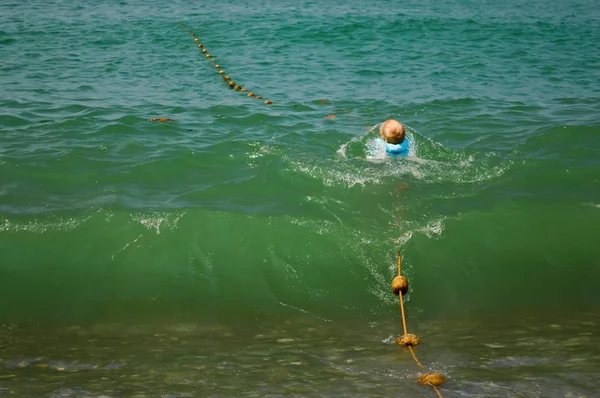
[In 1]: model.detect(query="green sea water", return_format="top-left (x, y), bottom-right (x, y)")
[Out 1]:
top-left (1, 0), bottom-right (600, 396)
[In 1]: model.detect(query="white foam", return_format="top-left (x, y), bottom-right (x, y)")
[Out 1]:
top-left (132, 211), bottom-right (185, 234)
top-left (0, 216), bottom-right (91, 233)
top-left (583, 203), bottom-right (600, 209)
top-left (420, 218), bottom-right (445, 238)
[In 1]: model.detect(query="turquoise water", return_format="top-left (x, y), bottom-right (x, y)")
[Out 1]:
top-left (1, 0), bottom-right (600, 396)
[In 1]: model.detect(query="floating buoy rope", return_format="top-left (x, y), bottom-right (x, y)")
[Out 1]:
top-left (392, 252), bottom-right (446, 398)
top-left (179, 23), bottom-right (273, 105)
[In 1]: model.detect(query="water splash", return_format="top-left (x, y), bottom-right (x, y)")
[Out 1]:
top-left (132, 211), bottom-right (186, 234)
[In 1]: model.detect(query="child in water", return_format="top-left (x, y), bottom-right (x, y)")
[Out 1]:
top-left (379, 119), bottom-right (410, 156)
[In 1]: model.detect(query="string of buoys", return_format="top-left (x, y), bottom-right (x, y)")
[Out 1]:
top-left (392, 252), bottom-right (446, 398)
top-left (179, 23), bottom-right (272, 105)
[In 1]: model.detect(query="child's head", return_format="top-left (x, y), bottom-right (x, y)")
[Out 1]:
top-left (380, 119), bottom-right (406, 144)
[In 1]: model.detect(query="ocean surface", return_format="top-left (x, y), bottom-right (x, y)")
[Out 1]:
top-left (1, 0), bottom-right (600, 396)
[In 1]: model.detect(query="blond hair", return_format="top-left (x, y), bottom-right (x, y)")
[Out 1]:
top-left (380, 119), bottom-right (406, 144)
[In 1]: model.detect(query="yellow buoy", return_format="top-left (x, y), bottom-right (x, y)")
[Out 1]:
top-left (395, 333), bottom-right (420, 347)
top-left (392, 276), bottom-right (409, 296)
top-left (417, 372), bottom-right (446, 387)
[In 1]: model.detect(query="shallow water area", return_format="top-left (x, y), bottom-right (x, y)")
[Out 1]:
top-left (1, 310), bottom-right (599, 397)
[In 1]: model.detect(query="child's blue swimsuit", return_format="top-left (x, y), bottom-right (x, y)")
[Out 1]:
top-left (385, 138), bottom-right (410, 156)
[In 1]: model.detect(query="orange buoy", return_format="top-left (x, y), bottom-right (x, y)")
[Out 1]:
top-left (392, 276), bottom-right (409, 296)
top-left (417, 372), bottom-right (446, 387)
top-left (148, 117), bottom-right (176, 122)
top-left (396, 334), bottom-right (420, 347)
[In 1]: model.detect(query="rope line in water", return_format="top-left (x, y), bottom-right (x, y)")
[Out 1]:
top-left (408, 345), bottom-right (423, 368)
top-left (179, 23), bottom-right (272, 105)
top-left (392, 252), bottom-right (446, 397)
